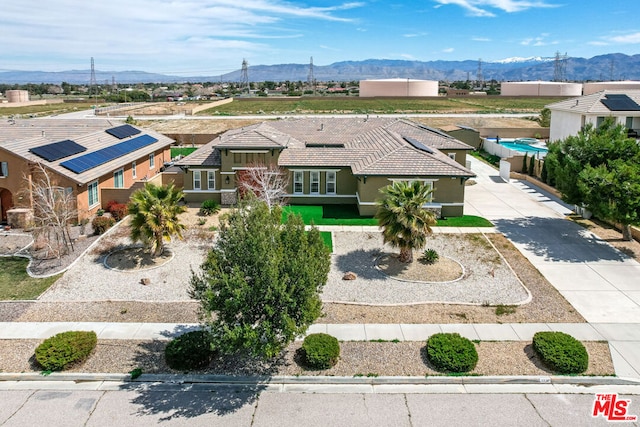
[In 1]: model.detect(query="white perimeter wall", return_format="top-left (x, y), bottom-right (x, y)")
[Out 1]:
top-left (359, 80), bottom-right (438, 97)
top-left (583, 82), bottom-right (640, 95)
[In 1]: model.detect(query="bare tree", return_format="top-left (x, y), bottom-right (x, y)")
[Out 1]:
top-left (24, 163), bottom-right (77, 259)
top-left (236, 162), bottom-right (289, 209)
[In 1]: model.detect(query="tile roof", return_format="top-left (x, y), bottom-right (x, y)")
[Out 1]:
top-left (0, 118), bottom-right (123, 144)
top-left (179, 117), bottom-right (475, 178)
top-left (546, 90), bottom-right (640, 114)
top-left (0, 121), bottom-right (174, 184)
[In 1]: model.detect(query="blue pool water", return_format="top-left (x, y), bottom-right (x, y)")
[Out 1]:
top-left (499, 142), bottom-right (548, 154)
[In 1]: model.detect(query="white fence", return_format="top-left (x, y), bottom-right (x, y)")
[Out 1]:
top-left (482, 138), bottom-right (519, 159)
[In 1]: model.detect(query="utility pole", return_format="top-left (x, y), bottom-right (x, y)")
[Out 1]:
top-left (476, 58), bottom-right (483, 90)
top-left (89, 57), bottom-right (97, 104)
top-left (553, 51), bottom-right (567, 82)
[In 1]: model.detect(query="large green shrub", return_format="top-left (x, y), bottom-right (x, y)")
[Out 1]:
top-left (92, 216), bottom-right (115, 235)
top-left (199, 199), bottom-right (221, 216)
top-left (165, 330), bottom-right (215, 371)
top-left (302, 333), bottom-right (340, 369)
top-left (532, 331), bottom-right (588, 374)
top-left (35, 330), bottom-right (97, 371)
top-left (426, 333), bottom-right (478, 373)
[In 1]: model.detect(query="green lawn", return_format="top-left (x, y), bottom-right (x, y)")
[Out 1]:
top-left (319, 231), bottom-right (333, 252)
top-left (171, 147), bottom-right (198, 158)
top-left (436, 215), bottom-right (493, 227)
top-left (283, 205), bottom-right (378, 226)
top-left (283, 205), bottom-right (492, 228)
top-left (0, 257), bottom-right (61, 300)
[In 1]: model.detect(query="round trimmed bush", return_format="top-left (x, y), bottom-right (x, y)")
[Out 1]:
top-left (302, 333), bottom-right (340, 369)
top-left (426, 333), bottom-right (478, 373)
top-left (35, 330), bottom-right (98, 371)
top-left (165, 330), bottom-right (215, 371)
top-left (532, 331), bottom-right (588, 374)
top-left (92, 216), bottom-right (115, 235)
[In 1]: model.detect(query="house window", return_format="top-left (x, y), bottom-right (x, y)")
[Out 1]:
top-left (149, 153), bottom-right (155, 169)
top-left (293, 171), bottom-right (303, 194)
top-left (114, 169), bottom-right (124, 188)
top-left (626, 117), bottom-right (634, 129)
top-left (207, 171), bottom-right (215, 190)
top-left (193, 171), bottom-right (201, 190)
top-left (310, 171), bottom-right (320, 194)
top-left (596, 117), bottom-right (605, 128)
top-left (0, 161), bottom-right (7, 177)
top-left (448, 153), bottom-right (456, 161)
top-left (88, 180), bottom-right (99, 207)
top-left (132, 161), bottom-right (137, 179)
top-left (326, 171), bottom-right (336, 194)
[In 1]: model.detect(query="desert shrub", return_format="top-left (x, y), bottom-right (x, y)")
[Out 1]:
top-left (35, 331), bottom-right (97, 371)
top-left (302, 333), bottom-right (340, 369)
top-left (199, 199), bottom-right (220, 216)
top-left (426, 333), bottom-right (478, 373)
top-left (532, 331), bottom-right (588, 374)
top-left (165, 330), bottom-right (215, 371)
top-left (422, 248), bottom-right (439, 263)
top-left (106, 201), bottom-right (128, 221)
top-left (92, 216), bottom-right (115, 235)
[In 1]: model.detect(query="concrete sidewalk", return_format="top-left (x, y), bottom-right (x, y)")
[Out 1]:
top-left (0, 320), bottom-right (632, 342)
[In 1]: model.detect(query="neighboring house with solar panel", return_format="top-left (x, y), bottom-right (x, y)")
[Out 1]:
top-left (175, 117), bottom-right (475, 217)
top-left (0, 120), bottom-right (174, 225)
top-left (547, 90), bottom-right (640, 142)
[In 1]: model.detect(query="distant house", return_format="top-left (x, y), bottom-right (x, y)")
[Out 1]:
top-left (176, 117), bottom-right (475, 217)
top-left (0, 119), bottom-right (174, 225)
top-left (547, 90), bottom-right (640, 141)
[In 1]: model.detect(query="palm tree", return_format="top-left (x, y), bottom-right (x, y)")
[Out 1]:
top-left (128, 182), bottom-right (186, 257)
top-left (375, 181), bottom-right (437, 263)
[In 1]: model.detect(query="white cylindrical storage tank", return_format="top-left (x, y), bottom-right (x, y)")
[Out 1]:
top-left (501, 81), bottom-right (582, 96)
top-left (6, 90), bottom-right (30, 102)
top-left (359, 79), bottom-right (438, 97)
top-left (583, 81), bottom-right (640, 95)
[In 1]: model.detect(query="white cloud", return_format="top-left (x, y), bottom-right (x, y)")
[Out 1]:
top-left (472, 37), bottom-right (491, 42)
top-left (442, 47), bottom-right (455, 53)
top-left (403, 32), bottom-right (428, 38)
top-left (0, 0), bottom-right (364, 72)
top-left (608, 32), bottom-right (640, 44)
top-left (432, 0), bottom-right (558, 17)
top-left (520, 33), bottom-right (557, 46)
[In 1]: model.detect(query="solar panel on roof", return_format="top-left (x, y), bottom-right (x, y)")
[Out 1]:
top-left (29, 140), bottom-right (87, 162)
top-left (60, 134), bottom-right (158, 174)
top-left (105, 124), bottom-right (141, 139)
top-left (600, 94), bottom-right (640, 112)
top-left (403, 136), bottom-right (435, 154)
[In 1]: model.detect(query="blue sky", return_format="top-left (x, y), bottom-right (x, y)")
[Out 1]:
top-left (1, 0), bottom-right (638, 75)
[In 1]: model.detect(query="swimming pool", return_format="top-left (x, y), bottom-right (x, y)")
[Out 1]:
top-left (486, 138), bottom-right (548, 155)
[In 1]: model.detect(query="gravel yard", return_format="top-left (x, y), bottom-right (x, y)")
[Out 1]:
top-left (324, 232), bottom-right (530, 305)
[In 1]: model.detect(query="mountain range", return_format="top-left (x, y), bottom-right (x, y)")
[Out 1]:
top-left (1, 53), bottom-right (639, 85)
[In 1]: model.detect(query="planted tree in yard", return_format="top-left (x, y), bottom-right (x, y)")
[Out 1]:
top-left (578, 160), bottom-right (640, 241)
top-left (236, 162), bottom-right (289, 209)
top-left (375, 181), bottom-right (437, 263)
top-left (128, 182), bottom-right (186, 257)
top-left (23, 163), bottom-right (77, 258)
top-left (544, 117), bottom-right (640, 240)
top-left (190, 197), bottom-right (330, 358)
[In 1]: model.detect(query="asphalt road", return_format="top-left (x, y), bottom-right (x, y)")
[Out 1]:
top-left (1, 384), bottom-right (638, 427)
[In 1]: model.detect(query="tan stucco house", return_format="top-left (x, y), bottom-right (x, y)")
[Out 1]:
top-left (176, 117), bottom-right (475, 217)
top-left (0, 119), bottom-right (174, 224)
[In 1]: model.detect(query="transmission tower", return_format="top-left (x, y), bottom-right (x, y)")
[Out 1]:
top-left (553, 51), bottom-right (567, 82)
top-left (610, 58), bottom-right (615, 81)
top-left (89, 57), bottom-right (97, 100)
top-left (111, 76), bottom-right (116, 93)
top-left (307, 56), bottom-right (316, 94)
top-left (476, 58), bottom-right (484, 90)
top-left (240, 59), bottom-right (249, 94)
